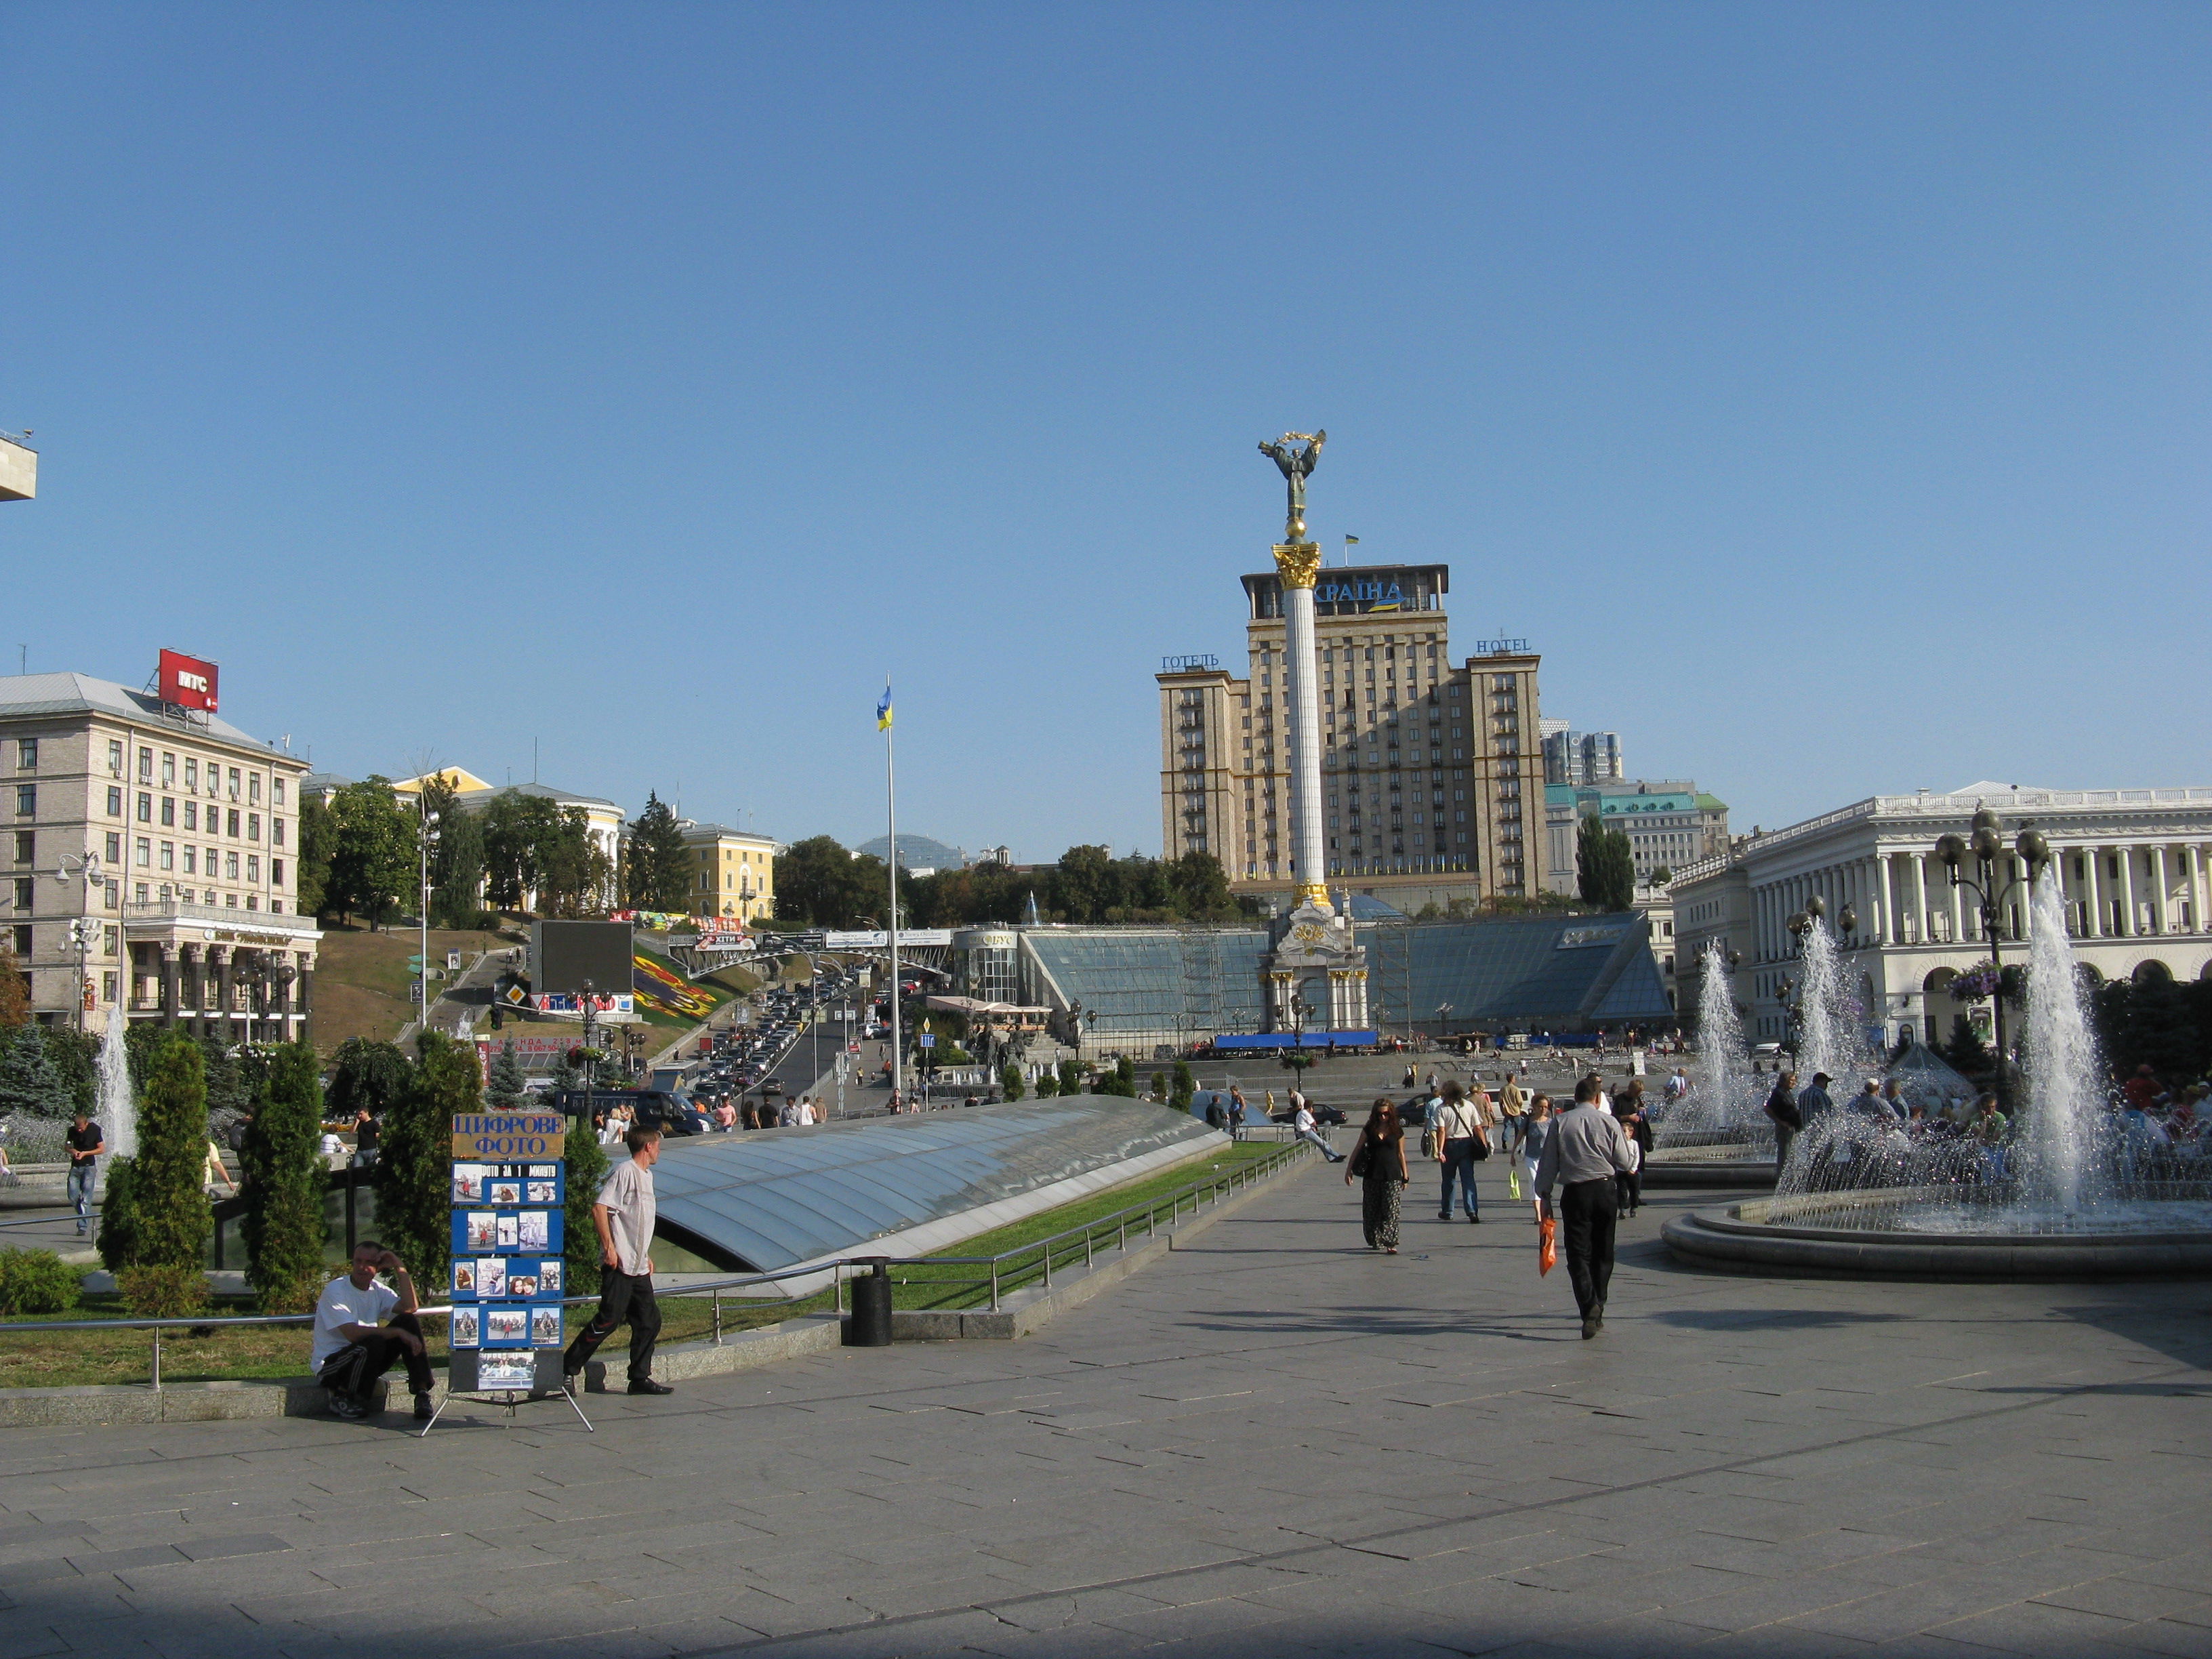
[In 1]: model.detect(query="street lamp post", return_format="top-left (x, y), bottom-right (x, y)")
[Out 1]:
top-left (55, 852), bottom-right (104, 1032)
top-left (580, 978), bottom-right (597, 1091)
top-left (1934, 811), bottom-right (2051, 1111)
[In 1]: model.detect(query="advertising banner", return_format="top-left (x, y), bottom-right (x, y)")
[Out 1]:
top-left (157, 649), bottom-right (220, 712)
top-left (447, 1121), bottom-right (570, 1395)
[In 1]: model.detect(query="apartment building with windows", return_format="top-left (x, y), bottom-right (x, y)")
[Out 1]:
top-left (1157, 565), bottom-right (1544, 912)
top-left (678, 821), bottom-right (780, 924)
top-left (3, 671), bottom-right (319, 1040)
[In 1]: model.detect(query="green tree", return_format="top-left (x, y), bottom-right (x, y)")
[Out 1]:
top-left (42, 1027), bottom-right (100, 1117)
top-left (484, 1038), bottom-right (529, 1110)
top-left (1058, 1057), bottom-right (1086, 1097)
top-left (0, 941), bottom-right (30, 1027)
top-left (374, 1033), bottom-right (475, 1291)
top-left (537, 805), bottom-right (613, 917)
top-left (1033, 1069), bottom-right (1059, 1099)
top-left (243, 1042), bottom-right (328, 1313)
top-left (1170, 1060), bottom-right (1195, 1109)
top-left (0, 1023), bottom-right (77, 1119)
top-left (327, 1038), bottom-right (413, 1124)
top-left (998, 1062), bottom-right (1025, 1101)
top-left (1576, 813), bottom-right (1635, 911)
top-left (295, 791), bottom-right (336, 919)
top-left (1147, 1070), bottom-right (1167, 1103)
top-left (130, 1035), bottom-right (214, 1271)
top-left (1053, 845), bottom-right (1116, 923)
top-left (563, 1105), bottom-right (611, 1300)
top-left (623, 792), bottom-right (693, 912)
top-left (325, 777), bottom-right (419, 930)
top-left (774, 836), bottom-right (868, 925)
top-left (1167, 851), bottom-right (1237, 920)
top-left (422, 775), bottom-right (487, 926)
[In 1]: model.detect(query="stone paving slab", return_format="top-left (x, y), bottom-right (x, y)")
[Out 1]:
top-left (3, 1168), bottom-right (2211, 1658)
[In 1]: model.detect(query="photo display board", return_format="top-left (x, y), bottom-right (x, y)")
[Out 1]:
top-left (448, 1111), bottom-right (569, 1393)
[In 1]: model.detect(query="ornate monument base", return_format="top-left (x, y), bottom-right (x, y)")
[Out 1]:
top-left (1266, 900), bottom-right (1369, 1033)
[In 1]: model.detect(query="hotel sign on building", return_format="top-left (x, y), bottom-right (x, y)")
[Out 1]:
top-left (1157, 560), bottom-right (1545, 913)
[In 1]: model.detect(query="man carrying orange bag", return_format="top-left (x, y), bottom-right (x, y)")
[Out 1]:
top-left (1532, 1075), bottom-right (1638, 1340)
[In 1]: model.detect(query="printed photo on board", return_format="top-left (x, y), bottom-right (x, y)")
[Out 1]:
top-left (489, 1182), bottom-right (522, 1206)
top-left (496, 1214), bottom-right (519, 1249)
top-left (450, 1307), bottom-right (480, 1348)
top-left (526, 1181), bottom-right (557, 1204)
top-left (478, 1258), bottom-right (507, 1298)
top-left (452, 1261), bottom-right (476, 1296)
top-left (517, 1210), bottom-right (550, 1250)
top-left (466, 1211), bottom-right (497, 1251)
top-left (506, 1273), bottom-right (539, 1300)
top-left (539, 1259), bottom-right (562, 1294)
top-left (485, 1308), bottom-right (529, 1345)
top-left (529, 1307), bottom-right (562, 1347)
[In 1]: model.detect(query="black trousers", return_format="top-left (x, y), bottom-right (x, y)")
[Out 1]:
top-left (564, 1268), bottom-right (661, 1381)
top-left (1614, 1165), bottom-right (1642, 1212)
top-left (1557, 1177), bottom-right (1618, 1319)
top-left (318, 1311), bottom-right (434, 1401)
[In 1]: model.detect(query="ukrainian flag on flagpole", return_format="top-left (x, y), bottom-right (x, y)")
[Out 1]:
top-left (877, 683), bottom-right (893, 731)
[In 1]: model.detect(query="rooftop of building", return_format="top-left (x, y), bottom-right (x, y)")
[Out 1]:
top-left (678, 820), bottom-right (780, 847)
top-left (300, 771), bottom-right (623, 814)
top-left (0, 671), bottom-right (291, 757)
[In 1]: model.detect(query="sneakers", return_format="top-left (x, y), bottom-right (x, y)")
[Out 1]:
top-left (413, 1391), bottom-right (436, 1420)
top-left (1437, 1211), bottom-right (1452, 1221)
top-left (1469, 1214), bottom-right (1482, 1224)
top-left (626, 1378), bottom-right (674, 1396)
top-left (1580, 1316), bottom-right (1600, 1340)
top-left (326, 1390), bottom-right (368, 1420)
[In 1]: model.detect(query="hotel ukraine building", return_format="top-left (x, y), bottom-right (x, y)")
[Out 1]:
top-left (1158, 561), bottom-right (1544, 915)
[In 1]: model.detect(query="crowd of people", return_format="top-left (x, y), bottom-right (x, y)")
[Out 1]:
top-left (1337, 1066), bottom-right (1653, 1340)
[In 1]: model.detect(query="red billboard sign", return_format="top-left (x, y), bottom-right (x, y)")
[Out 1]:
top-left (158, 649), bottom-right (220, 712)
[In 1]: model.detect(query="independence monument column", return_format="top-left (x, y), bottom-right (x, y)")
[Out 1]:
top-left (1258, 431), bottom-right (1369, 1034)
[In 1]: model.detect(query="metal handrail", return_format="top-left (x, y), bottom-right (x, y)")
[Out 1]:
top-left (0, 1134), bottom-right (1323, 1379)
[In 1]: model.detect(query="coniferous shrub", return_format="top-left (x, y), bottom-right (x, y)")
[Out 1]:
top-left (0, 1023), bottom-right (75, 1119)
top-left (116, 1263), bottom-right (210, 1317)
top-left (999, 1063), bottom-right (1025, 1102)
top-left (243, 1042), bottom-right (329, 1313)
top-left (372, 1035), bottom-right (471, 1292)
top-left (131, 1035), bottom-right (213, 1275)
top-left (1058, 1058), bottom-right (1084, 1097)
top-left (563, 1108), bottom-right (610, 1300)
top-left (0, 1248), bottom-right (82, 1315)
top-left (484, 1040), bottom-right (529, 1110)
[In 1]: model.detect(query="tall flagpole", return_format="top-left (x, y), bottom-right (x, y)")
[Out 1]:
top-left (884, 701), bottom-right (901, 1113)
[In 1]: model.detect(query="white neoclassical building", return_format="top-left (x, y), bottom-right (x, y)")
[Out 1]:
top-left (1673, 782), bottom-right (2212, 1050)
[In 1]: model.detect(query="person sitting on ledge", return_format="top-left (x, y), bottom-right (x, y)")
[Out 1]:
top-left (312, 1242), bottom-right (434, 1422)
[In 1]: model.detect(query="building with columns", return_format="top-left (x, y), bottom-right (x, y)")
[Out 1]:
top-left (4, 670), bottom-right (319, 1042)
top-left (1672, 781), bottom-right (2212, 1050)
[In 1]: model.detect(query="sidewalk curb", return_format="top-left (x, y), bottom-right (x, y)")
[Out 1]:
top-left (0, 1148), bottom-right (1320, 1425)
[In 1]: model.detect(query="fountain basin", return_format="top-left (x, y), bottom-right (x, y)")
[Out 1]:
top-left (1662, 1190), bottom-right (2212, 1280)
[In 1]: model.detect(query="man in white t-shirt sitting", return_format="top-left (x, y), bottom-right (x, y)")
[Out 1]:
top-left (312, 1241), bottom-right (434, 1420)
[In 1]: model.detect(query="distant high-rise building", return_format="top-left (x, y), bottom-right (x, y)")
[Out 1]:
top-left (1542, 729), bottom-right (1624, 786)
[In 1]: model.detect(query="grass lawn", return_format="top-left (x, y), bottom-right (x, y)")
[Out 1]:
top-left (0, 1138), bottom-right (1304, 1388)
top-left (312, 924), bottom-right (514, 1055)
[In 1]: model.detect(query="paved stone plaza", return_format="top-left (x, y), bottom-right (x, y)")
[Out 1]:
top-left (3, 1162), bottom-right (2210, 1659)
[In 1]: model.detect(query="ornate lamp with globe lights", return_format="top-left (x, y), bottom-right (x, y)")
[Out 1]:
top-left (1934, 809), bottom-right (2051, 1111)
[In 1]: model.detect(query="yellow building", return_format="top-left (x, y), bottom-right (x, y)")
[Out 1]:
top-left (677, 821), bottom-right (780, 923)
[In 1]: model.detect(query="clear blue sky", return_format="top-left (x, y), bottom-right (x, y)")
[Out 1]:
top-left (5, 5), bottom-right (2207, 859)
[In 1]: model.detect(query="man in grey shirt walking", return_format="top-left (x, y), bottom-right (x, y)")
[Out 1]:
top-left (562, 1126), bottom-right (674, 1395)
top-left (1533, 1075), bottom-right (1637, 1340)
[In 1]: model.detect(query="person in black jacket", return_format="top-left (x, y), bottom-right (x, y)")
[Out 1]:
top-left (1764, 1069), bottom-right (1803, 1170)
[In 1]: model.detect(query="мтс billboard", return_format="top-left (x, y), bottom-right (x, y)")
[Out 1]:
top-left (158, 649), bottom-right (220, 712)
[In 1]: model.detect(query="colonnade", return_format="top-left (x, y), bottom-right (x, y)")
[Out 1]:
top-left (1753, 840), bottom-right (2212, 962)
top-left (127, 942), bottom-right (316, 1042)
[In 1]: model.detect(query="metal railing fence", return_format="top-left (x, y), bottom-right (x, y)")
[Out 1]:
top-left (0, 1136), bottom-right (1319, 1386)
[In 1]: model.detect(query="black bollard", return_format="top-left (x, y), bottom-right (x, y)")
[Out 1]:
top-left (844, 1258), bottom-right (893, 1347)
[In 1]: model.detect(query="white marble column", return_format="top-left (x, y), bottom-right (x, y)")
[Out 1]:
top-left (2118, 846), bottom-right (2138, 938)
top-left (1878, 853), bottom-right (1895, 945)
top-left (2086, 846), bottom-right (2105, 938)
top-left (2188, 844), bottom-right (2207, 934)
top-left (2152, 844), bottom-right (2171, 935)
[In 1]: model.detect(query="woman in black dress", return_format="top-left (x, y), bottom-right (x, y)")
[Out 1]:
top-left (1347, 1097), bottom-right (1412, 1253)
